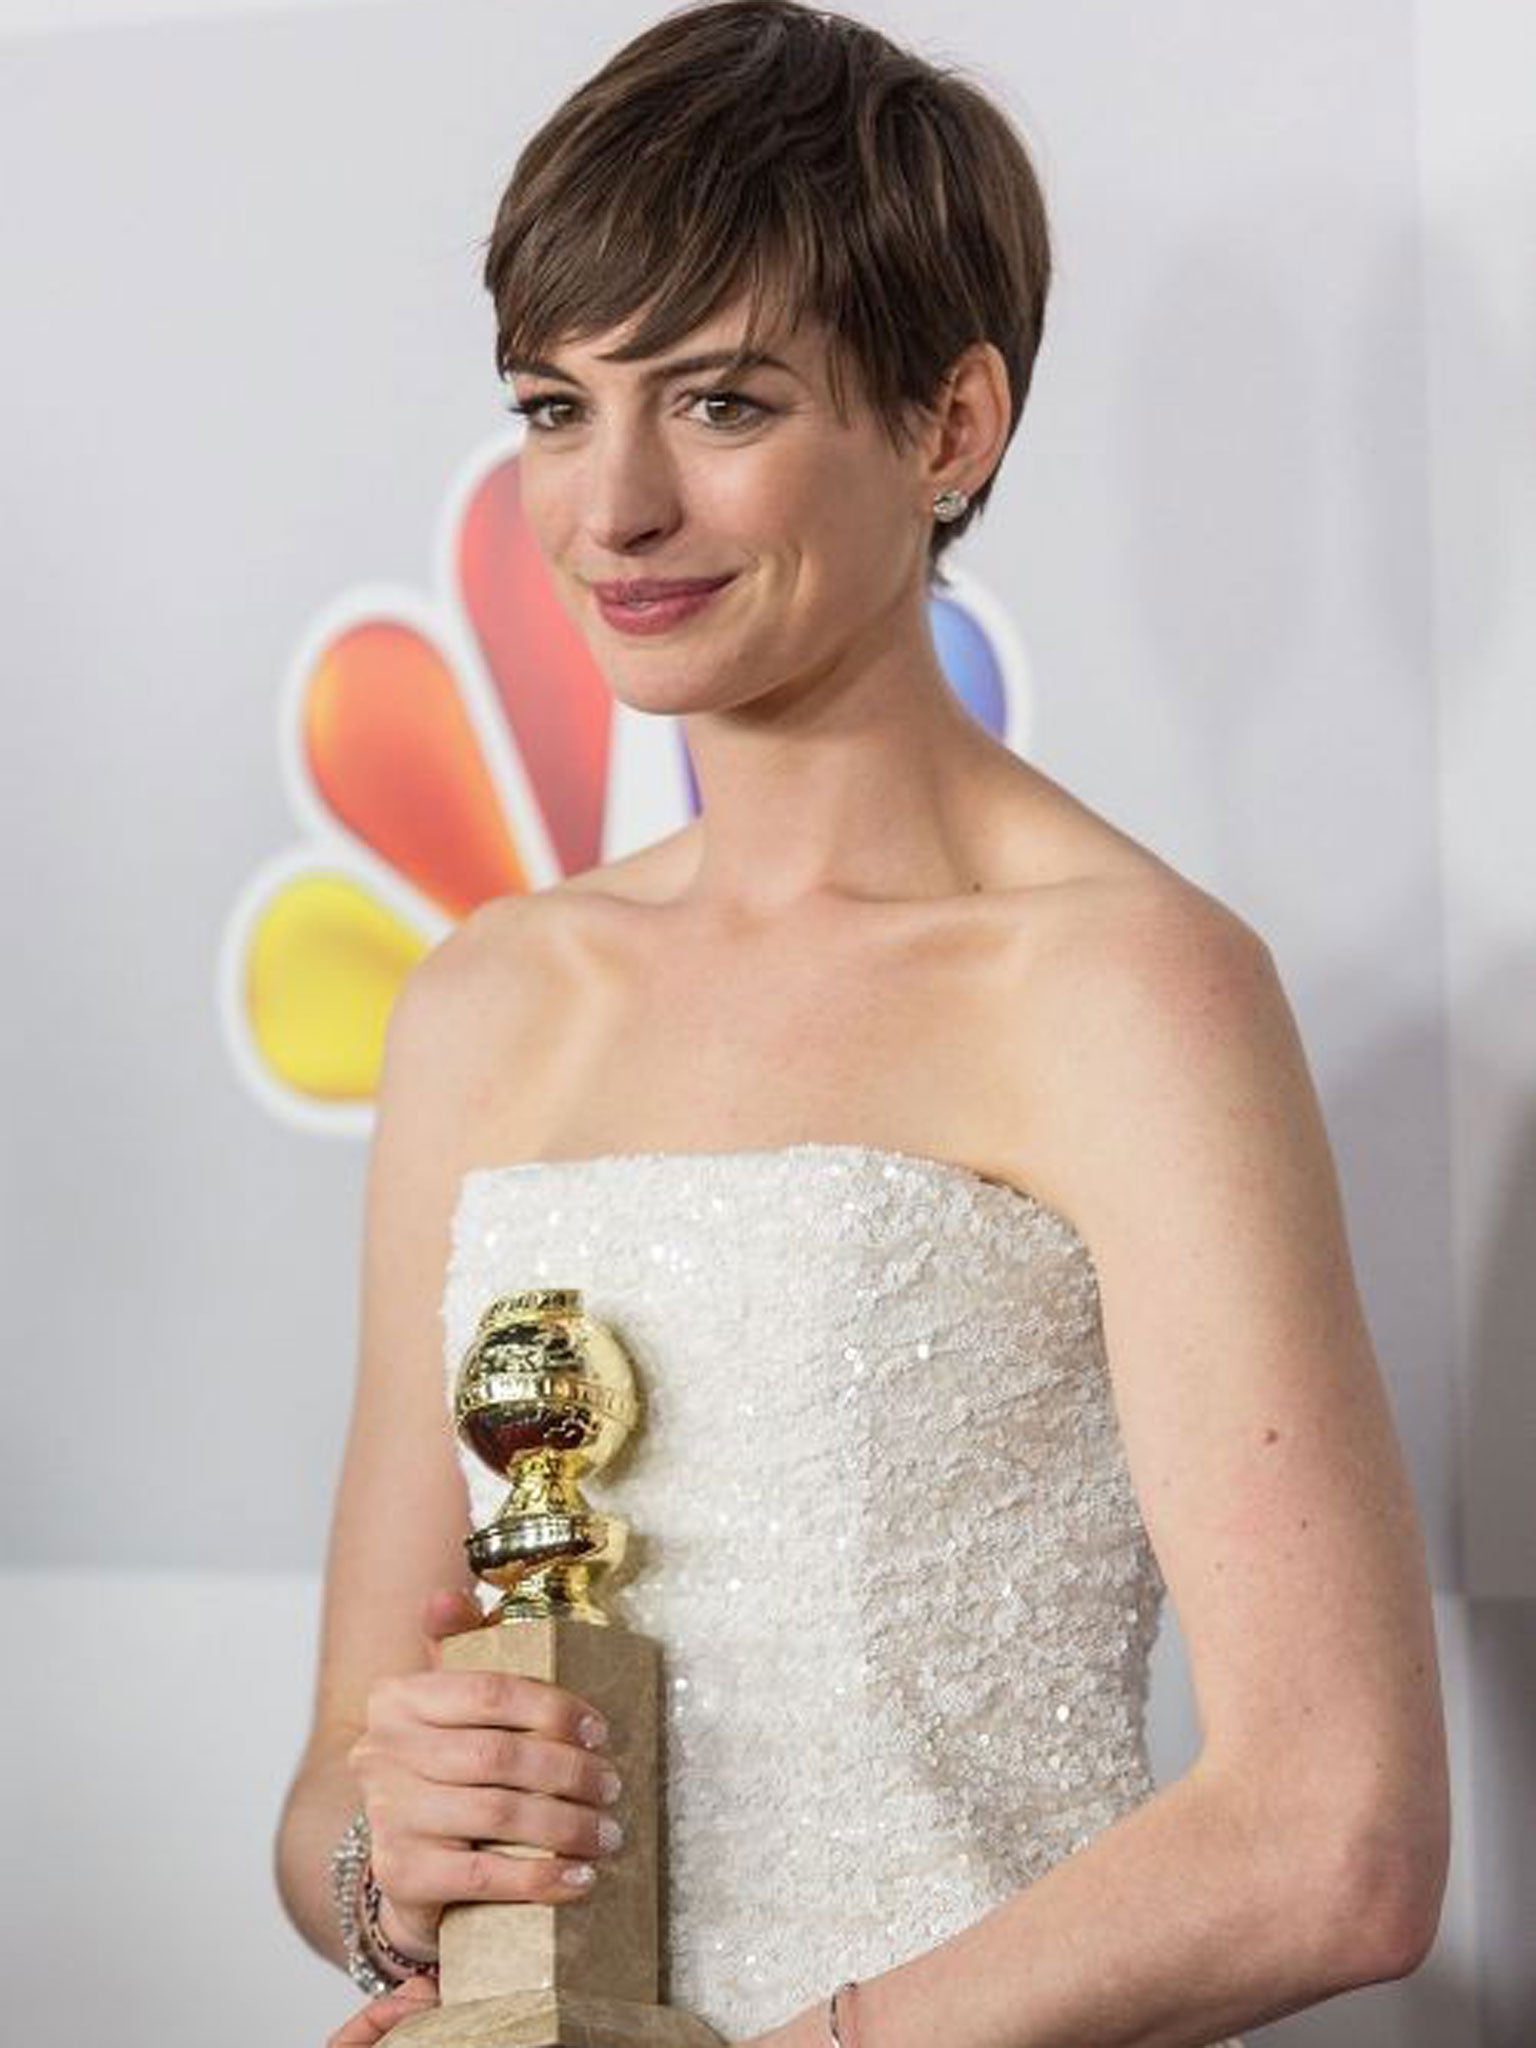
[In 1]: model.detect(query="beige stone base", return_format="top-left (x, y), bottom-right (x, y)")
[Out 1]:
top-left (392, 1614), bottom-right (721, 2048)
top-left (382, 1987), bottom-right (725, 2048)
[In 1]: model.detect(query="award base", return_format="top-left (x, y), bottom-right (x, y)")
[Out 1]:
top-left (383, 1612), bottom-right (724, 2048)
top-left (375, 1987), bottom-right (725, 2048)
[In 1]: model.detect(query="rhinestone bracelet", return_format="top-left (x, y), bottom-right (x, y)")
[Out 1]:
top-left (331, 1810), bottom-right (392, 1996)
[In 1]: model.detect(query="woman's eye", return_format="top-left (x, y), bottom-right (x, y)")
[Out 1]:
top-left (504, 394), bottom-right (573, 432)
top-left (687, 389), bottom-right (769, 431)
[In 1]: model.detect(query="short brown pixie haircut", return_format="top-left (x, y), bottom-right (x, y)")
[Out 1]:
top-left (480, 0), bottom-right (1052, 589)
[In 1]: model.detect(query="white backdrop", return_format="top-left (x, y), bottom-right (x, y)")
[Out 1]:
top-left (2, 2), bottom-right (1530, 2043)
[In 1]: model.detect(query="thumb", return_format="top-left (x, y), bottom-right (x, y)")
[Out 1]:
top-left (328, 1972), bottom-right (438, 2046)
top-left (421, 1586), bottom-right (483, 1650)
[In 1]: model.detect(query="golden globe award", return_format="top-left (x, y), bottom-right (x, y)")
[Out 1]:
top-left (387, 1287), bottom-right (724, 2048)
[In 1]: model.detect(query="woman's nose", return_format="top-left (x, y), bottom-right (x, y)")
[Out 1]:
top-left (580, 423), bottom-right (683, 554)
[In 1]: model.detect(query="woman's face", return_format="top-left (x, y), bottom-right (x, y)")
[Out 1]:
top-left (505, 294), bottom-right (937, 717)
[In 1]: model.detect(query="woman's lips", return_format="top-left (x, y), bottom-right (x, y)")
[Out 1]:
top-left (593, 575), bottom-right (737, 636)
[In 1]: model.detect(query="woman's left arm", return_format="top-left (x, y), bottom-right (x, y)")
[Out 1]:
top-left (750, 893), bottom-right (1450, 2048)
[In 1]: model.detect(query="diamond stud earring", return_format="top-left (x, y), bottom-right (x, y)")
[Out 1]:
top-left (931, 487), bottom-right (970, 523)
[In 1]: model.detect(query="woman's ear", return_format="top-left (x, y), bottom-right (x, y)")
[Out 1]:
top-left (923, 340), bottom-right (1012, 503)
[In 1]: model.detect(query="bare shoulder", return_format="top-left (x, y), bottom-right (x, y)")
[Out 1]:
top-left (543, 822), bottom-right (700, 906)
top-left (381, 890), bottom-right (555, 1061)
top-left (372, 865), bottom-right (656, 1175)
top-left (1032, 863), bottom-right (1276, 1037)
top-left (374, 892), bottom-right (570, 1130)
top-left (391, 862), bottom-right (643, 1023)
top-left (382, 825), bottom-right (697, 1066)
top-left (1015, 862), bottom-right (1312, 1235)
top-left (413, 827), bottom-right (691, 998)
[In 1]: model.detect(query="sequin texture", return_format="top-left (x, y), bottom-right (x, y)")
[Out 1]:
top-left (442, 1143), bottom-right (1244, 2047)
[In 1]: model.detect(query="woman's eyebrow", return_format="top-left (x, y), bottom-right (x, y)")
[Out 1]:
top-left (504, 347), bottom-right (802, 388)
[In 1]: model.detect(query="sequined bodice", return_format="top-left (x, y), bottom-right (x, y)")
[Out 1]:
top-left (443, 1143), bottom-right (1237, 2046)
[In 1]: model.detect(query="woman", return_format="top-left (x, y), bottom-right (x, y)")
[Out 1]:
top-left (281, 4), bottom-right (1451, 2045)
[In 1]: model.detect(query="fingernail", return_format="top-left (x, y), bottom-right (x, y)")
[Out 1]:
top-left (564, 1862), bottom-right (597, 1887)
top-left (578, 1713), bottom-right (608, 1749)
top-left (598, 1768), bottom-right (622, 1804)
top-left (597, 1815), bottom-right (624, 1853)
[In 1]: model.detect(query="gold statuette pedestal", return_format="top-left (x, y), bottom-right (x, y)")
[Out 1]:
top-left (386, 1289), bottom-right (724, 2048)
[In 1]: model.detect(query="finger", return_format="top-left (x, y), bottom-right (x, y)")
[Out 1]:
top-left (380, 1782), bottom-right (624, 1865)
top-left (328, 1974), bottom-right (438, 2047)
top-left (374, 1837), bottom-right (601, 1912)
top-left (420, 1588), bottom-right (484, 1647)
top-left (374, 1667), bottom-right (611, 1756)
top-left (389, 1719), bottom-right (620, 1808)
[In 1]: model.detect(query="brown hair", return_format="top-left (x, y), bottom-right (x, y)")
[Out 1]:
top-left (480, 0), bottom-right (1052, 589)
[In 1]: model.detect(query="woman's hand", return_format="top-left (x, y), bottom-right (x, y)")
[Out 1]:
top-left (326, 1971), bottom-right (438, 2046)
top-left (346, 1588), bottom-right (626, 1958)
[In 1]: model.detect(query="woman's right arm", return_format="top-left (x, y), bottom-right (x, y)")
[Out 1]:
top-left (273, 904), bottom-right (625, 1973)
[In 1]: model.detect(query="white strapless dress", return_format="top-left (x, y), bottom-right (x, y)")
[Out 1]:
top-left (443, 1142), bottom-right (1244, 2047)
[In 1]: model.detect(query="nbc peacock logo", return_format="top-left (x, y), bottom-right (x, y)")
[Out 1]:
top-left (219, 426), bottom-right (1034, 1134)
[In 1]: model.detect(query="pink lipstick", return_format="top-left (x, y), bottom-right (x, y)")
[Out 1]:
top-left (592, 574), bottom-right (736, 637)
